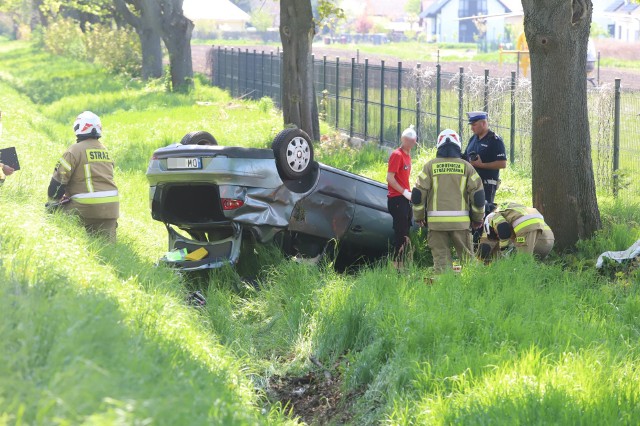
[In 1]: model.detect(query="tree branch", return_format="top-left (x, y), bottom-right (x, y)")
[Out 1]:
top-left (113, 0), bottom-right (141, 29)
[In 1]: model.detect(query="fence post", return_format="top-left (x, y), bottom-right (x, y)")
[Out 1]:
top-left (278, 51), bottom-right (283, 107)
top-left (269, 51), bottom-right (274, 100)
top-left (322, 55), bottom-right (327, 91)
top-left (220, 47), bottom-right (229, 90)
top-left (613, 78), bottom-right (621, 197)
top-left (484, 69), bottom-right (489, 113)
top-left (380, 60), bottom-right (386, 145)
top-left (230, 48), bottom-right (235, 97)
top-left (510, 71), bottom-right (516, 165)
top-left (244, 49), bottom-right (248, 95)
top-left (260, 50), bottom-right (265, 98)
top-left (458, 67), bottom-right (464, 138)
top-left (397, 62), bottom-right (402, 143)
top-left (416, 63), bottom-right (421, 142)
top-left (364, 59), bottom-right (369, 141)
top-left (436, 63), bottom-right (441, 135)
top-left (335, 57), bottom-right (340, 129)
top-left (350, 57), bottom-right (355, 138)
top-left (213, 46), bottom-right (218, 86)
top-left (252, 50), bottom-right (258, 98)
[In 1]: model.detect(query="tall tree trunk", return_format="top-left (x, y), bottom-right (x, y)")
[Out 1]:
top-left (162, 13), bottom-right (193, 92)
top-left (139, 0), bottom-right (163, 79)
top-left (522, 0), bottom-right (601, 250)
top-left (31, 0), bottom-right (47, 29)
top-left (139, 26), bottom-right (163, 79)
top-left (114, 0), bottom-right (163, 79)
top-left (280, 0), bottom-right (320, 141)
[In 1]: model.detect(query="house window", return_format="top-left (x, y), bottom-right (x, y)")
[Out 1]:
top-left (459, 0), bottom-right (488, 43)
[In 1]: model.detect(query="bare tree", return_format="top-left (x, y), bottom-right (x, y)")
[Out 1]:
top-left (522, 0), bottom-right (601, 250)
top-left (279, 0), bottom-right (319, 140)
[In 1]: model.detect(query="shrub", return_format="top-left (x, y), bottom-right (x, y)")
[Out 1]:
top-left (43, 19), bottom-right (141, 78)
top-left (85, 24), bottom-right (142, 77)
top-left (44, 18), bottom-right (87, 60)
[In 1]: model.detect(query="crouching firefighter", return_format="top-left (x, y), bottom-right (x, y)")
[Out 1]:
top-left (412, 129), bottom-right (485, 274)
top-left (47, 111), bottom-right (119, 242)
top-left (478, 202), bottom-right (554, 261)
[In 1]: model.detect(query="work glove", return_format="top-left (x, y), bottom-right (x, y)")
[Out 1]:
top-left (402, 189), bottom-right (412, 201)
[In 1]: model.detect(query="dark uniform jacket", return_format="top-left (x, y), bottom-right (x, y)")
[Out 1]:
top-left (464, 130), bottom-right (506, 184)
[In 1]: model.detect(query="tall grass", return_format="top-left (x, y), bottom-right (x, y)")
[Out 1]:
top-left (0, 40), bottom-right (639, 425)
top-left (0, 42), bottom-right (292, 425)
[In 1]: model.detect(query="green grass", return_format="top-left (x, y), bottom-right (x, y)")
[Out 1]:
top-left (0, 42), bottom-right (291, 425)
top-left (1, 40), bottom-right (639, 425)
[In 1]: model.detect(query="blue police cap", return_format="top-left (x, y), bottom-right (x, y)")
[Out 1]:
top-left (467, 111), bottom-right (488, 124)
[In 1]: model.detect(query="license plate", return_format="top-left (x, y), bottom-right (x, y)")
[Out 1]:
top-left (167, 157), bottom-right (202, 169)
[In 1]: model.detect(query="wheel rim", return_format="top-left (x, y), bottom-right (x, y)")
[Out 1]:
top-left (285, 136), bottom-right (311, 173)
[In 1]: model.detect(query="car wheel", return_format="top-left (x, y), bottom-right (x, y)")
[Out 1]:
top-left (180, 131), bottom-right (218, 145)
top-left (271, 128), bottom-right (314, 180)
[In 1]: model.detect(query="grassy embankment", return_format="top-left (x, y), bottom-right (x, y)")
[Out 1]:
top-left (1, 41), bottom-right (639, 425)
top-left (0, 41), bottom-right (293, 425)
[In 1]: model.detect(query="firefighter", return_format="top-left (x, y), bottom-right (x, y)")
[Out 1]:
top-left (478, 202), bottom-right (554, 261)
top-left (412, 129), bottom-right (485, 274)
top-left (47, 111), bottom-right (119, 242)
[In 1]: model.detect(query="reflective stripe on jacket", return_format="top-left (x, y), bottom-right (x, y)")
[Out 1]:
top-left (71, 190), bottom-right (119, 205)
top-left (413, 157), bottom-right (484, 231)
top-left (52, 138), bottom-right (119, 219)
top-left (501, 202), bottom-right (548, 236)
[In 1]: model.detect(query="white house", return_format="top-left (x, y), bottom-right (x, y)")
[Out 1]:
top-left (604, 0), bottom-right (640, 41)
top-left (419, 0), bottom-right (513, 44)
top-left (182, 0), bottom-right (250, 33)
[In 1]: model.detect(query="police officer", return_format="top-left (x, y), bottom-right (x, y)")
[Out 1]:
top-left (478, 202), bottom-right (554, 261)
top-left (412, 129), bottom-right (485, 274)
top-left (386, 125), bottom-right (417, 270)
top-left (463, 111), bottom-right (507, 204)
top-left (47, 111), bottom-right (119, 241)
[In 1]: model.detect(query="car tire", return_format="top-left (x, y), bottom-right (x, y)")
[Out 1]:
top-left (271, 128), bottom-right (314, 180)
top-left (180, 131), bottom-right (218, 146)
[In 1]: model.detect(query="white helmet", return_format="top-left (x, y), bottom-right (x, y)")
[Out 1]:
top-left (73, 111), bottom-right (102, 137)
top-left (436, 129), bottom-right (461, 149)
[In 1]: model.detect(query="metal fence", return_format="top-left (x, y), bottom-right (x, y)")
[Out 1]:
top-left (208, 46), bottom-right (640, 200)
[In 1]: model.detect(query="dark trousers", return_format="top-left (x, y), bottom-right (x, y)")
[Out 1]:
top-left (387, 196), bottom-right (412, 261)
top-left (473, 182), bottom-right (498, 245)
top-left (483, 182), bottom-right (497, 204)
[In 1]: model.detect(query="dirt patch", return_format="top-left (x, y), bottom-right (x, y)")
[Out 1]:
top-left (266, 369), bottom-right (362, 425)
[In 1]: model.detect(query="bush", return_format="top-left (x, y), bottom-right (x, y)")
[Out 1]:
top-left (43, 18), bottom-right (141, 78)
top-left (44, 18), bottom-right (87, 60)
top-left (85, 24), bottom-right (142, 77)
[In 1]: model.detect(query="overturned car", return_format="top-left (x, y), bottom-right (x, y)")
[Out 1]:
top-left (146, 129), bottom-right (396, 270)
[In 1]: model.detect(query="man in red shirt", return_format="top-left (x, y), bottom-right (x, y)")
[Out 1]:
top-left (386, 125), bottom-right (417, 270)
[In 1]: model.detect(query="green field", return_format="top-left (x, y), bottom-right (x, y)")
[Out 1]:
top-left (1, 41), bottom-right (639, 425)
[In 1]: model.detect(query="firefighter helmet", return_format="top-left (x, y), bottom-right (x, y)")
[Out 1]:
top-left (436, 129), bottom-right (461, 149)
top-left (73, 111), bottom-right (102, 137)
